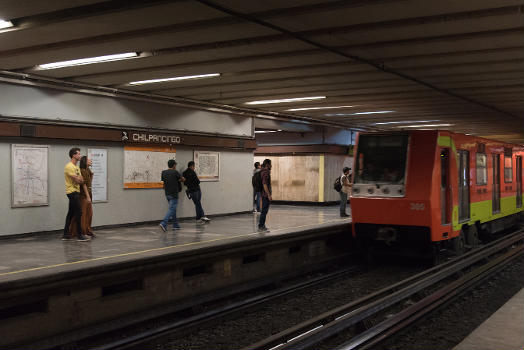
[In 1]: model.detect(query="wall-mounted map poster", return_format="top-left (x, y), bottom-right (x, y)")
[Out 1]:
top-left (87, 148), bottom-right (108, 202)
top-left (124, 146), bottom-right (176, 188)
top-left (12, 144), bottom-right (49, 207)
top-left (194, 150), bottom-right (220, 181)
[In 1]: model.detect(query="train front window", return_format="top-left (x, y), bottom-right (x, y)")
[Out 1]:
top-left (354, 134), bottom-right (409, 184)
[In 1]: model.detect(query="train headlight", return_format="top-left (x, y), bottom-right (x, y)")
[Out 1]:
top-left (367, 187), bottom-right (374, 194)
top-left (382, 187), bottom-right (390, 194)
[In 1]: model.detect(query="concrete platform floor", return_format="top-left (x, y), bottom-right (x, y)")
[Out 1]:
top-left (0, 205), bottom-right (350, 283)
top-left (454, 288), bottom-right (524, 350)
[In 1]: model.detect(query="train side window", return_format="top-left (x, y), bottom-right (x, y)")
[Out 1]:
top-left (475, 153), bottom-right (487, 185)
top-left (504, 155), bottom-right (513, 183)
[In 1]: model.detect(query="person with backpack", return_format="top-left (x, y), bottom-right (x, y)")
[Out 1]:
top-left (338, 167), bottom-right (351, 217)
top-left (159, 159), bottom-right (185, 231)
top-left (252, 162), bottom-right (262, 213)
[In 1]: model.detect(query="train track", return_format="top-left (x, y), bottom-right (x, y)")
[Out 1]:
top-left (72, 261), bottom-right (361, 350)
top-left (51, 229), bottom-right (523, 350)
top-left (242, 229), bottom-right (524, 350)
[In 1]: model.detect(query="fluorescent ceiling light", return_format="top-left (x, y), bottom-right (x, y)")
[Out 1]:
top-left (206, 107), bottom-right (230, 113)
top-left (325, 110), bottom-right (395, 117)
top-left (0, 19), bottom-right (13, 29)
top-left (286, 105), bottom-right (355, 111)
top-left (129, 73), bottom-right (220, 85)
top-left (255, 130), bottom-right (279, 133)
top-left (246, 96), bottom-right (326, 105)
top-left (36, 52), bottom-right (138, 70)
top-left (352, 111), bottom-right (395, 115)
top-left (373, 120), bottom-right (438, 125)
top-left (399, 124), bottom-right (453, 128)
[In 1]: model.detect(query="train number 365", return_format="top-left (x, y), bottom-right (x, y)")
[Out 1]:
top-left (410, 203), bottom-right (425, 211)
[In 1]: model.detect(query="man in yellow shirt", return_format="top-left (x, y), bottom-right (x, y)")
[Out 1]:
top-left (63, 147), bottom-right (90, 241)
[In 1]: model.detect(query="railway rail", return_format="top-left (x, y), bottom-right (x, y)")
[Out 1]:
top-left (242, 229), bottom-right (524, 350)
top-left (52, 257), bottom-right (359, 350)
top-left (42, 228), bottom-right (523, 350)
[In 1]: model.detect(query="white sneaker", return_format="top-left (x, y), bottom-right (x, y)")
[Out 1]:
top-left (201, 216), bottom-right (211, 222)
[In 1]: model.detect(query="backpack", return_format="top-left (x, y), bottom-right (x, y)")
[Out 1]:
top-left (252, 171), bottom-right (263, 193)
top-left (334, 176), bottom-right (342, 192)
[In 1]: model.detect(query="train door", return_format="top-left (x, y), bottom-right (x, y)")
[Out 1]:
top-left (517, 156), bottom-right (522, 208)
top-left (440, 149), bottom-right (451, 224)
top-left (492, 154), bottom-right (501, 213)
top-left (458, 150), bottom-right (470, 221)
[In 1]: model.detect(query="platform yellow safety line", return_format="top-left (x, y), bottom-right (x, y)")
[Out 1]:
top-left (0, 218), bottom-right (349, 277)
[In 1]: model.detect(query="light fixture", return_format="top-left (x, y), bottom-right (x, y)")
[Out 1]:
top-left (324, 110), bottom-right (395, 116)
top-left (373, 120), bottom-right (438, 125)
top-left (399, 124), bottom-right (453, 128)
top-left (36, 52), bottom-right (139, 70)
top-left (0, 19), bottom-right (13, 29)
top-left (245, 96), bottom-right (326, 105)
top-left (255, 130), bottom-right (279, 133)
top-left (286, 105), bottom-right (355, 111)
top-left (129, 73), bottom-right (220, 85)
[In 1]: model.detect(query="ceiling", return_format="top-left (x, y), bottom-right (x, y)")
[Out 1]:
top-left (0, 0), bottom-right (522, 142)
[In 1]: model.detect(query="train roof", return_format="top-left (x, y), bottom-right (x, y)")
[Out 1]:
top-left (356, 130), bottom-right (524, 149)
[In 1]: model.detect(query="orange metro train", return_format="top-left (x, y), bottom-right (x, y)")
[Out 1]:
top-left (350, 130), bottom-right (524, 258)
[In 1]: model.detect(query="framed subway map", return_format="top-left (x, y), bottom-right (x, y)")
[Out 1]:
top-left (11, 144), bottom-right (49, 207)
top-left (124, 145), bottom-right (176, 188)
top-left (194, 150), bottom-right (220, 181)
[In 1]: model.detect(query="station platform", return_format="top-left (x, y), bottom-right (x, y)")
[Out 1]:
top-left (454, 288), bottom-right (524, 350)
top-left (0, 205), bottom-right (351, 283)
top-left (0, 205), bottom-right (350, 284)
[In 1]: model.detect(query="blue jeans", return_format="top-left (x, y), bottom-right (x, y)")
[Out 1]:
top-left (161, 195), bottom-right (179, 228)
top-left (258, 196), bottom-right (270, 228)
top-left (339, 191), bottom-right (348, 215)
top-left (188, 190), bottom-right (205, 220)
top-left (254, 191), bottom-right (262, 211)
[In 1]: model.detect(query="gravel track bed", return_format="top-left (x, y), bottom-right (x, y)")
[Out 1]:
top-left (316, 254), bottom-right (524, 350)
top-left (374, 254), bottom-right (524, 350)
top-left (141, 262), bottom-right (425, 350)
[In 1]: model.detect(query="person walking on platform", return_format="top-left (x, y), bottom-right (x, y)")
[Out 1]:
top-left (159, 159), bottom-right (184, 231)
top-left (340, 167), bottom-right (351, 217)
top-left (63, 147), bottom-right (90, 242)
top-left (68, 156), bottom-right (95, 237)
top-left (258, 159), bottom-right (272, 232)
top-left (183, 161), bottom-right (210, 224)
top-left (252, 161), bottom-right (262, 213)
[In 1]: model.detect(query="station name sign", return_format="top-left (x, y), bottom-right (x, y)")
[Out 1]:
top-left (124, 131), bottom-right (183, 144)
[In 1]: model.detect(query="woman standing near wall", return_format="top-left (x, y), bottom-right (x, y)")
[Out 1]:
top-left (70, 156), bottom-right (95, 237)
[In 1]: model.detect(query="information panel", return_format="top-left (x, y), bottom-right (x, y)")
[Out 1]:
top-left (88, 148), bottom-right (108, 202)
top-left (11, 144), bottom-right (49, 207)
top-left (124, 146), bottom-right (176, 188)
top-left (194, 150), bottom-right (220, 181)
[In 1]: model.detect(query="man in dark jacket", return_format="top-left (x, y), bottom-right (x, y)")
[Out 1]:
top-left (258, 159), bottom-right (272, 232)
top-left (159, 159), bottom-right (184, 231)
top-left (183, 161), bottom-right (210, 224)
